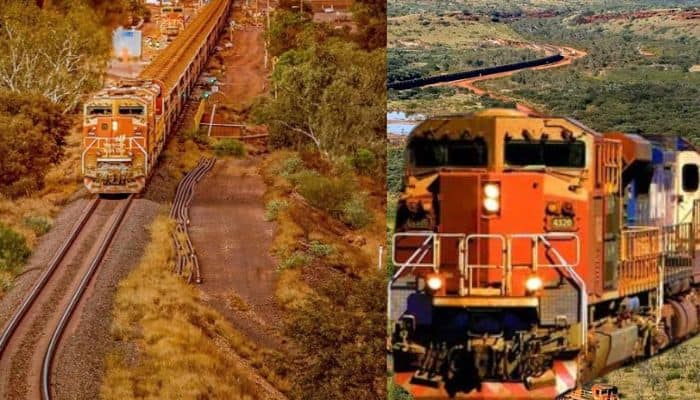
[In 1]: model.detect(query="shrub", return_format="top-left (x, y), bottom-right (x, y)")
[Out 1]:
top-left (181, 127), bottom-right (209, 145)
top-left (351, 148), bottom-right (376, 175)
top-left (286, 270), bottom-right (385, 399)
top-left (265, 199), bottom-right (289, 221)
top-left (0, 106), bottom-right (66, 198)
top-left (280, 155), bottom-right (304, 177)
top-left (341, 193), bottom-right (373, 229)
top-left (0, 223), bottom-right (31, 272)
top-left (212, 138), bottom-right (245, 157)
top-left (278, 251), bottom-right (312, 270)
top-left (308, 240), bottom-right (334, 258)
top-left (666, 371), bottom-right (682, 381)
top-left (23, 216), bottom-right (52, 236)
top-left (296, 172), bottom-right (354, 215)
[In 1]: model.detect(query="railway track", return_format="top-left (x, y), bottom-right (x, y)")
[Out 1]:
top-left (171, 158), bottom-right (216, 283)
top-left (0, 195), bottom-right (133, 400)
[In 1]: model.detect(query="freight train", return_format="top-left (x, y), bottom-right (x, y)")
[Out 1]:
top-left (81, 0), bottom-right (232, 194)
top-left (387, 54), bottom-right (564, 91)
top-left (390, 108), bottom-right (700, 399)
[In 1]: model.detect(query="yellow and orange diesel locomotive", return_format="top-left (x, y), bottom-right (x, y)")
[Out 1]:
top-left (390, 109), bottom-right (700, 398)
top-left (81, 0), bottom-right (232, 194)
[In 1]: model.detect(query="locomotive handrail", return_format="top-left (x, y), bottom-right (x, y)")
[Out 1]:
top-left (81, 136), bottom-right (148, 175)
top-left (508, 232), bottom-right (581, 269)
top-left (463, 234), bottom-right (507, 296)
top-left (539, 234), bottom-right (588, 354)
top-left (391, 232), bottom-right (466, 269)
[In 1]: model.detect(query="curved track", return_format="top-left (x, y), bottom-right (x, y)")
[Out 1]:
top-left (0, 195), bottom-right (133, 400)
top-left (446, 45), bottom-right (587, 114)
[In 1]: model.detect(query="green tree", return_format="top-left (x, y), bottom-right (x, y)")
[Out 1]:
top-left (0, 90), bottom-right (69, 197)
top-left (0, 1), bottom-right (109, 112)
top-left (254, 38), bottom-right (386, 159)
top-left (352, 0), bottom-right (387, 50)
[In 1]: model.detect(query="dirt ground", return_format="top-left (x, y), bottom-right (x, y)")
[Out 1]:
top-left (189, 159), bottom-right (287, 351)
top-left (218, 24), bottom-right (267, 104)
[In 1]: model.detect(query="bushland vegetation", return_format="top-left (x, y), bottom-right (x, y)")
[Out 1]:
top-left (0, 0), bottom-right (111, 295)
top-left (260, 151), bottom-right (385, 399)
top-left (254, 16), bottom-right (387, 397)
top-left (475, 14), bottom-right (700, 139)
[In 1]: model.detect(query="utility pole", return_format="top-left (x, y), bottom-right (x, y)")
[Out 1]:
top-left (264, 0), bottom-right (270, 68)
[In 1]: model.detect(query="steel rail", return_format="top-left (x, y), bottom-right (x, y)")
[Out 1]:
top-left (0, 197), bottom-right (100, 358)
top-left (41, 195), bottom-right (134, 400)
top-left (170, 158), bottom-right (215, 283)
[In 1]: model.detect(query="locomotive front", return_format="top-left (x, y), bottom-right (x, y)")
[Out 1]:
top-left (82, 81), bottom-right (160, 193)
top-left (391, 109), bottom-right (606, 398)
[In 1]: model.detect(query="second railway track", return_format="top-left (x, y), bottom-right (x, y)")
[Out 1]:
top-left (0, 195), bottom-right (133, 400)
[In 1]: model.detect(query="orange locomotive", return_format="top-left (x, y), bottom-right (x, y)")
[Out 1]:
top-left (390, 109), bottom-right (700, 398)
top-left (81, 0), bottom-right (232, 194)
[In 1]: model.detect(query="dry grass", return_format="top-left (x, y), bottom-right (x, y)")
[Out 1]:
top-left (101, 214), bottom-right (288, 400)
top-left (600, 335), bottom-right (700, 399)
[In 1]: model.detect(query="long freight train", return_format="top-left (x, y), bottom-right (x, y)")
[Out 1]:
top-left (81, 0), bottom-right (232, 194)
top-left (390, 108), bottom-right (700, 399)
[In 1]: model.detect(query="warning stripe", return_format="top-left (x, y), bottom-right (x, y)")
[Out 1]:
top-left (395, 359), bottom-right (579, 399)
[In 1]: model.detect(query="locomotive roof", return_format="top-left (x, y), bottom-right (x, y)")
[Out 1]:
top-left (407, 109), bottom-right (601, 141)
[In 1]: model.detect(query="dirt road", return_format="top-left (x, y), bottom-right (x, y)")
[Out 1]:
top-left (215, 16), bottom-right (267, 104)
top-left (188, 2), bottom-right (285, 354)
top-left (445, 45), bottom-right (587, 114)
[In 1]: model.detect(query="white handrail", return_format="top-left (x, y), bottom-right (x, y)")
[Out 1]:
top-left (539, 235), bottom-right (587, 353)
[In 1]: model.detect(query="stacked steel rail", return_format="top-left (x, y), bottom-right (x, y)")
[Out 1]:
top-left (170, 158), bottom-right (216, 283)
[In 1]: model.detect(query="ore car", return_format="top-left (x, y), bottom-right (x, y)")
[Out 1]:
top-left (390, 109), bottom-right (700, 399)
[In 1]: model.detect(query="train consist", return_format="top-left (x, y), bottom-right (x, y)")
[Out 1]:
top-left (390, 109), bottom-right (700, 398)
top-left (81, 0), bottom-right (232, 194)
top-left (387, 54), bottom-right (564, 90)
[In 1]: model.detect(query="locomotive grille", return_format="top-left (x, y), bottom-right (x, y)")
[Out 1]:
top-left (539, 277), bottom-right (580, 326)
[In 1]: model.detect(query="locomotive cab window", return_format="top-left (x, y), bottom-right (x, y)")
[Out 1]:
top-left (682, 163), bottom-right (699, 192)
top-left (409, 137), bottom-right (488, 168)
top-left (119, 106), bottom-right (145, 116)
top-left (87, 106), bottom-right (112, 116)
top-left (505, 140), bottom-right (585, 168)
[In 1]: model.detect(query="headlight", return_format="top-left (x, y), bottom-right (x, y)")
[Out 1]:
top-left (112, 121), bottom-right (119, 131)
top-left (483, 183), bottom-right (500, 199)
top-left (426, 275), bottom-right (443, 291)
top-left (483, 198), bottom-right (500, 213)
top-left (483, 183), bottom-right (500, 214)
top-left (525, 275), bottom-right (543, 292)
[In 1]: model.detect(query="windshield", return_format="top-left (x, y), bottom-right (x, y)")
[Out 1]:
top-left (119, 105), bottom-right (145, 116)
top-left (86, 105), bottom-right (112, 116)
top-left (410, 138), bottom-right (488, 168)
top-left (505, 140), bottom-right (585, 168)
